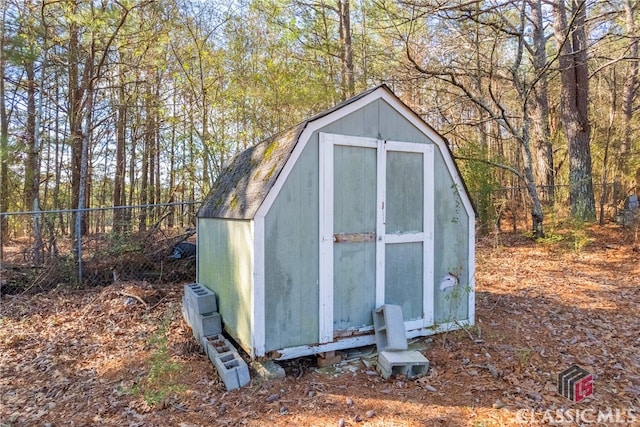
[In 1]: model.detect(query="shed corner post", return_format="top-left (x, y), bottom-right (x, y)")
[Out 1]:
top-left (467, 213), bottom-right (477, 326)
top-left (318, 132), bottom-right (334, 344)
top-left (252, 216), bottom-right (266, 357)
top-left (424, 143), bottom-right (435, 328)
top-left (195, 217), bottom-right (201, 284)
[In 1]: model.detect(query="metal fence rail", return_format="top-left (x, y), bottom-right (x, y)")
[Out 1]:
top-left (470, 182), bottom-right (628, 234)
top-left (0, 182), bottom-right (634, 295)
top-left (0, 202), bottom-right (200, 295)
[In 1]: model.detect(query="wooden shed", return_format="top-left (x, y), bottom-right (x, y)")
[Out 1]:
top-left (197, 85), bottom-right (475, 360)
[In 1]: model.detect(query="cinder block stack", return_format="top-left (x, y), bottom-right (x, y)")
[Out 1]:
top-left (203, 334), bottom-right (251, 390)
top-left (372, 304), bottom-right (430, 380)
top-left (182, 283), bottom-right (250, 390)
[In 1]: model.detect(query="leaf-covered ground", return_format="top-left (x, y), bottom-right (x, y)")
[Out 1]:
top-left (1, 224), bottom-right (639, 426)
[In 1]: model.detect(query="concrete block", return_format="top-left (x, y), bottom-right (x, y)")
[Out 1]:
top-left (193, 312), bottom-right (222, 339)
top-left (184, 283), bottom-right (217, 315)
top-left (202, 334), bottom-right (237, 360)
top-left (372, 304), bottom-right (408, 352)
top-left (183, 297), bottom-right (222, 339)
top-left (377, 350), bottom-right (429, 380)
top-left (213, 351), bottom-right (251, 390)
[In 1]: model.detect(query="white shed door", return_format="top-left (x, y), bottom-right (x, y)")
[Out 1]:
top-left (319, 133), bottom-right (434, 343)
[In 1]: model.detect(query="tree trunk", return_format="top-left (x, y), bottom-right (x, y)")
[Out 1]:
top-left (24, 62), bottom-right (38, 212)
top-left (68, 13), bottom-right (87, 238)
top-left (0, 7), bottom-right (8, 245)
top-left (523, 106), bottom-right (545, 238)
top-left (148, 105), bottom-right (156, 213)
top-left (127, 125), bottom-right (137, 228)
top-left (53, 67), bottom-right (65, 233)
top-left (75, 80), bottom-right (93, 282)
top-left (619, 0), bottom-right (638, 193)
top-left (529, 0), bottom-right (554, 205)
top-left (155, 110), bottom-right (161, 222)
top-left (113, 65), bottom-right (127, 233)
top-left (552, 0), bottom-right (595, 221)
top-left (168, 87), bottom-right (177, 228)
top-left (599, 79), bottom-right (616, 225)
top-left (338, 0), bottom-right (354, 99)
top-left (139, 124), bottom-right (149, 232)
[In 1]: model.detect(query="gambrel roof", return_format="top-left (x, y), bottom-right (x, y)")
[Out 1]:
top-left (198, 85), bottom-right (474, 220)
top-left (198, 86), bottom-right (382, 219)
top-left (198, 123), bottom-right (306, 219)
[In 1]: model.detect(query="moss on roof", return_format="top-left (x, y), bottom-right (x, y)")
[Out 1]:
top-left (198, 86), bottom-right (386, 220)
top-left (197, 84), bottom-right (479, 220)
top-left (198, 123), bottom-right (306, 219)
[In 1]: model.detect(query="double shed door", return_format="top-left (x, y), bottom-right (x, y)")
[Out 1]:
top-left (319, 133), bottom-right (434, 343)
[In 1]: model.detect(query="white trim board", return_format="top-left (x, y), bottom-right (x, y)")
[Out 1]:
top-left (318, 133), bottom-right (335, 344)
top-left (275, 319), bottom-right (471, 361)
top-left (318, 132), bottom-right (436, 345)
top-left (252, 218), bottom-right (265, 357)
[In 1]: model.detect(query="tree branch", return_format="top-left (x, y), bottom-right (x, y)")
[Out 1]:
top-left (454, 155), bottom-right (525, 182)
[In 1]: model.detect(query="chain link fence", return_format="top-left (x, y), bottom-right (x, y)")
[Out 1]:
top-left (0, 202), bottom-right (200, 295)
top-left (1, 183), bottom-right (637, 295)
top-left (472, 182), bottom-right (634, 235)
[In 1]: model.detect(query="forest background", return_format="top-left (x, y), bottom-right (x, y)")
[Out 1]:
top-left (1, 0), bottom-right (639, 285)
top-left (2, 3), bottom-right (640, 425)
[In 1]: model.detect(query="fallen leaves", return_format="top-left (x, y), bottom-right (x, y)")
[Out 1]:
top-left (1, 224), bottom-right (639, 426)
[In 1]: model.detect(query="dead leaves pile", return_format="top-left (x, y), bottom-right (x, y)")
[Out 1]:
top-left (1, 224), bottom-right (639, 426)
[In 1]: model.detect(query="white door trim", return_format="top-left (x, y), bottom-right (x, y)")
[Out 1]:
top-left (319, 132), bottom-right (435, 343)
top-left (319, 133), bottom-right (334, 343)
top-left (384, 141), bottom-right (434, 327)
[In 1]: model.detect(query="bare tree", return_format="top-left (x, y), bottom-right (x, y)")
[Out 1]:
top-left (390, 0), bottom-right (548, 236)
top-left (338, 0), bottom-right (355, 99)
top-left (113, 58), bottom-right (127, 234)
top-left (529, 0), bottom-right (554, 204)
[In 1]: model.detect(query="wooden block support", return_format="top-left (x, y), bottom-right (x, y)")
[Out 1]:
top-left (317, 351), bottom-right (342, 368)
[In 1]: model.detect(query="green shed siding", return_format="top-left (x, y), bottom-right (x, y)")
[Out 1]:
top-left (197, 85), bottom-right (474, 359)
top-left (383, 150), bottom-right (426, 321)
top-left (433, 148), bottom-right (470, 323)
top-left (320, 99), bottom-right (431, 144)
top-left (320, 100), bottom-right (374, 136)
top-left (332, 145), bottom-right (378, 331)
top-left (197, 218), bottom-right (253, 352)
top-left (264, 139), bottom-right (320, 351)
top-left (385, 150), bottom-right (424, 234)
top-left (378, 100), bottom-right (429, 143)
top-left (385, 242), bottom-right (424, 320)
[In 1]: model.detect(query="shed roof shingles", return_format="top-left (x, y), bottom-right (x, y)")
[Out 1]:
top-left (198, 123), bottom-right (306, 219)
top-left (198, 85), bottom-right (405, 220)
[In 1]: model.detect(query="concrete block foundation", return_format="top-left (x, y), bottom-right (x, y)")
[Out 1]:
top-left (184, 283), bottom-right (218, 314)
top-left (202, 334), bottom-right (236, 360)
top-left (377, 350), bottom-right (430, 380)
top-left (183, 290), bottom-right (251, 391)
top-left (213, 351), bottom-right (251, 390)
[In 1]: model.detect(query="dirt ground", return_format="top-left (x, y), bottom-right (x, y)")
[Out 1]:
top-left (1, 224), bottom-right (639, 426)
